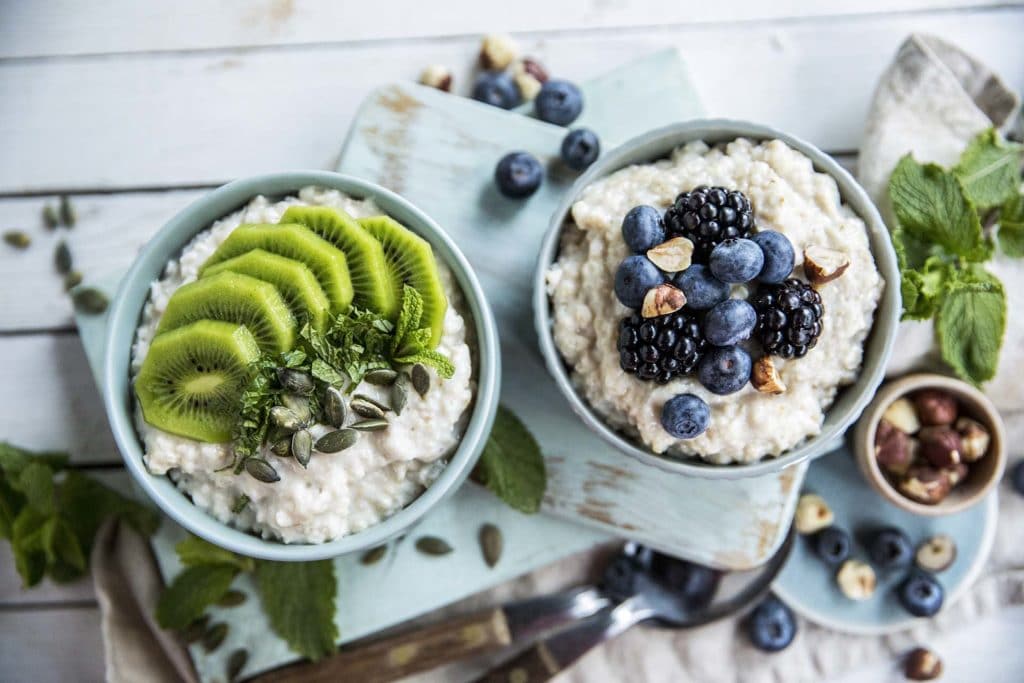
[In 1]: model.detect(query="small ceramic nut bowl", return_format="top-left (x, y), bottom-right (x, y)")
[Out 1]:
top-left (853, 373), bottom-right (1006, 516)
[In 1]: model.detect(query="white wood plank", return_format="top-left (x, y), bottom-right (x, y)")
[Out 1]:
top-left (0, 606), bottom-right (106, 682)
top-left (0, 0), bottom-right (1004, 59)
top-left (1, 8), bottom-right (1021, 194)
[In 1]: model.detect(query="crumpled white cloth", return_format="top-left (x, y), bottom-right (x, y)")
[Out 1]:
top-left (93, 34), bottom-right (1023, 683)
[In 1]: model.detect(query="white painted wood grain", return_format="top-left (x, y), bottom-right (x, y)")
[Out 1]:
top-left (0, 606), bottom-right (106, 683)
top-left (0, 0), bottom-right (1005, 59)
top-left (2, 8), bottom-right (1021, 194)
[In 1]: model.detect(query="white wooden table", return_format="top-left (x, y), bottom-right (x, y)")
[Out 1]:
top-left (1, 2), bottom-right (1022, 681)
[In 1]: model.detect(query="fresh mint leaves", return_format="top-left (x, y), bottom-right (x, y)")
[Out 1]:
top-left (390, 286), bottom-right (454, 378)
top-left (156, 564), bottom-right (238, 630)
top-left (474, 406), bottom-right (547, 514)
top-left (887, 128), bottom-right (1022, 386)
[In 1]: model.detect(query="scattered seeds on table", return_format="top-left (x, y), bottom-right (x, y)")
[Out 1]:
top-left (391, 376), bottom-right (409, 416)
top-left (244, 458), bottom-right (280, 483)
top-left (59, 195), bottom-right (76, 226)
top-left (3, 230), bottom-right (30, 249)
top-left (217, 590), bottom-right (247, 608)
top-left (292, 429), bottom-right (313, 468)
top-left (415, 536), bottom-right (453, 556)
top-left (411, 364), bottom-right (430, 398)
top-left (324, 386), bottom-right (347, 428)
top-left (63, 270), bottom-right (83, 291)
top-left (351, 418), bottom-right (388, 432)
top-left (315, 428), bottom-right (358, 453)
top-left (71, 287), bottom-right (108, 314)
top-left (183, 615), bottom-right (210, 644)
top-left (360, 545), bottom-right (387, 565)
top-left (226, 648), bottom-right (248, 682)
top-left (479, 523), bottom-right (503, 568)
top-left (54, 240), bottom-right (72, 274)
top-left (42, 204), bottom-right (59, 229)
top-left (231, 494), bottom-right (250, 514)
top-left (350, 397), bottom-right (385, 420)
top-left (201, 622), bottom-right (228, 652)
top-left (364, 368), bottom-right (398, 386)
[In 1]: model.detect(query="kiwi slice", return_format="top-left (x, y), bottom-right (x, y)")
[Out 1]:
top-left (202, 249), bottom-right (331, 332)
top-left (358, 216), bottom-right (448, 348)
top-left (199, 223), bottom-right (354, 313)
top-left (135, 320), bottom-right (261, 442)
top-left (281, 206), bottom-right (399, 318)
top-left (156, 271), bottom-right (296, 354)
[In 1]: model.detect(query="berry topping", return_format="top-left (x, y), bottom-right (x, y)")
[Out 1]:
top-left (617, 311), bottom-right (707, 383)
top-left (648, 555), bottom-right (721, 609)
top-left (661, 393), bottom-right (710, 439)
top-left (746, 596), bottom-right (797, 652)
top-left (534, 79), bottom-right (583, 126)
top-left (751, 230), bottom-right (795, 283)
top-left (697, 345), bottom-right (751, 395)
top-left (664, 186), bottom-right (754, 261)
top-left (898, 572), bottom-right (945, 617)
top-left (868, 527), bottom-right (914, 571)
top-left (751, 278), bottom-right (824, 359)
top-left (560, 128), bottom-right (600, 171)
top-left (703, 298), bottom-right (757, 347)
top-left (672, 264), bottom-right (730, 310)
top-left (621, 206), bottom-right (666, 254)
top-left (494, 152), bottom-right (543, 199)
top-left (709, 238), bottom-right (764, 284)
top-left (471, 71), bottom-right (522, 109)
top-left (613, 255), bottom-right (664, 309)
top-left (812, 526), bottom-right (851, 567)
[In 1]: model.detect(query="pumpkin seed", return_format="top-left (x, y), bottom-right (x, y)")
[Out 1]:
top-left (54, 240), bottom-right (72, 274)
top-left (270, 406), bottom-right (302, 432)
top-left (3, 230), bottom-right (30, 249)
top-left (217, 589), bottom-right (247, 608)
top-left (244, 458), bottom-right (280, 483)
top-left (63, 270), bottom-right (83, 291)
top-left (479, 524), bottom-right (503, 568)
top-left (42, 204), bottom-right (59, 229)
top-left (59, 195), bottom-right (76, 227)
top-left (415, 536), bottom-right (453, 556)
top-left (226, 648), bottom-right (248, 682)
top-left (231, 494), bottom-right (250, 514)
top-left (353, 393), bottom-right (390, 412)
top-left (360, 545), bottom-right (387, 565)
top-left (292, 429), bottom-right (313, 468)
top-left (201, 622), bottom-right (228, 652)
top-left (270, 438), bottom-right (292, 457)
top-left (72, 287), bottom-right (108, 314)
top-left (281, 394), bottom-right (312, 423)
top-left (364, 368), bottom-right (398, 386)
top-left (411, 364), bottom-right (430, 397)
top-left (390, 376), bottom-right (409, 416)
top-left (315, 428), bottom-right (358, 453)
top-left (324, 386), bottom-right (347, 428)
top-left (277, 368), bottom-right (314, 394)
top-left (350, 398), bottom-right (385, 420)
top-left (351, 418), bottom-right (388, 432)
top-left (183, 615), bottom-right (210, 643)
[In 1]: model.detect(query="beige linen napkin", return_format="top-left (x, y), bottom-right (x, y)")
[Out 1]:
top-left (93, 34), bottom-right (1023, 683)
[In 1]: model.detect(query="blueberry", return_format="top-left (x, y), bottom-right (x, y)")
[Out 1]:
top-left (868, 527), bottom-right (914, 571)
top-left (560, 128), bottom-right (600, 171)
top-left (898, 572), bottom-right (944, 617)
top-left (621, 206), bottom-right (666, 254)
top-left (613, 255), bottom-right (663, 309)
top-left (812, 527), bottom-right (851, 567)
top-left (472, 71), bottom-right (522, 109)
top-left (494, 152), bottom-right (543, 199)
top-left (703, 299), bottom-right (757, 346)
top-left (534, 79), bottom-right (583, 126)
top-left (673, 264), bottom-right (730, 310)
top-left (660, 394), bottom-right (710, 439)
top-left (1011, 460), bottom-right (1024, 496)
top-left (649, 556), bottom-right (721, 609)
top-left (697, 345), bottom-right (751, 395)
top-left (746, 596), bottom-right (797, 652)
top-left (709, 238), bottom-right (764, 284)
top-left (751, 230), bottom-right (795, 283)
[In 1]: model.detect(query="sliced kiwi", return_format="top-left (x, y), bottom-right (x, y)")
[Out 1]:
top-left (156, 271), bottom-right (296, 354)
top-left (135, 320), bottom-right (261, 442)
top-left (281, 206), bottom-right (399, 319)
top-left (358, 216), bottom-right (448, 348)
top-left (202, 249), bottom-right (331, 332)
top-left (199, 223), bottom-right (353, 313)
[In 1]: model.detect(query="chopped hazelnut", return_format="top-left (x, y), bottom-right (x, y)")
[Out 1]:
top-left (803, 245), bottom-right (850, 285)
top-left (479, 34), bottom-right (518, 70)
top-left (646, 237), bottom-right (694, 273)
top-left (918, 426), bottom-right (962, 468)
top-left (899, 466), bottom-right (952, 505)
top-left (795, 493), bottom-right (833, 535)
top-left (876, 420), bottom-right (914, 475)
top-left (836, 559), bottom-right (876, 600)
top-left (955, 416), bottom-right (990, 462)
top-left (904, 647), bottom-right (943, 680)
top-left (915, 535), bottom-right (957, 573)
top-left (418, 64), bottom-right (453, 92)
top-left (942, 462), bottom-right (968, 487)
top-left (914, 389), bottom-right (958, 426)
top-left (641, 284), bottom-right (686, 318)
top-left (883, 397), bottom-right (921, 434)
top-left (512, 58), bottom-right (548, 101)
top-left (751, 356), bottom-right (786, 395)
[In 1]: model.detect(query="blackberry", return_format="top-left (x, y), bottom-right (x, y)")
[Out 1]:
top-left (751, 278), bottom-right (824, 359)
top-left (617, 310), bottom-right (707, 384)
top-left (664, 186), bottom-right (754, 262)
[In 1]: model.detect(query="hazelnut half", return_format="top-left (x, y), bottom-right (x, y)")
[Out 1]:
top-left (795, 493), bottom-right (833, 535)
top-left (904, 647), bottom-right (943, 681)
top-left (418, 64), bottom-right (453, 92)
top-left (955, 416), bottom-right (990, 462)
top-left (479, 34), bottom-right (518, 70)
top-left (836, 559), bottom-right (876, 600)
top-left (641, 284), bottom-right (686, 318)
top-left (646, 237), bottom-right (695, 273)
top-left (918, 426), bottom-right (962, 469)
top-left (803, 245), bottom-right (850, 285)
top-left (512, 58), bottom-right (548, 101)
top-left (914, 389), bottom-right (958, 426)
top-left (942, 462), bottom-right (968, 487)
top-left (899, 466), bottom-right (952, 505)
top-left (915, 535), bottom-right (957, 573)
top-left (751, 356), bottom-right (786, 395)
top-left (883, 397), bottom-right (921, 434)
top-left (876, 421), bottom-right (914, 476)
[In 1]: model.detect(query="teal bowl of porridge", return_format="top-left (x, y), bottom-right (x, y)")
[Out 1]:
top-left (104, 172), bottom-right (500, 560)
top-left (535, 120), bottom-right (900, 479)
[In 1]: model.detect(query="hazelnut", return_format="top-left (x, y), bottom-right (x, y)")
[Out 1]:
top-left (418, 64), bottom-right (453, 92)
top-left (803, 245), bottom-right (850, 285)
top-left (794, 493), bottom-right (833, 535)
top-left (899, 466), bottom-right (952, 505)
top-left (915, 535), bottom-right (957, 573)
top-left (751, 356), bottom-right (786, 395)
top-left (836, 559), bottom-right (876, 600)
top-left (646, 237), bottom-right (695, 273)
top-left (955, 416), bottom-right (990, 462)
top-left (641, 284), bottom-right (686, 318)
top-left (479, 34), bottom-right (518, 70)
top-left (918, 427), bottom-right (962, 468)
top-left (512, 58), bottom-right (548, 101)
top-left (942, 462), bottom-right (968, 487)
top-left (913, 389), bottom-right (958, 426)
top-left (876, 422), bottom-right (914, 476)
top-left (904, 647), bottom-right (943, 680)
top-left (513, 69), bottom-right (542, 101)
top-left (883, 397), bottom-right (921, 434)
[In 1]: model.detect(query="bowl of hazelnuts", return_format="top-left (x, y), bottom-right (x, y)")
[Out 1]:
top-left (854, 373), bottom-right (1006, 516)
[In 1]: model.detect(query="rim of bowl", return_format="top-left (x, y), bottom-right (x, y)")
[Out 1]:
top-left (533, 119), bottom-right (901, 480)
top-left (853, 373), bottom-right (1006, 516)
top-left (103, 171), bottom-right (501, 560)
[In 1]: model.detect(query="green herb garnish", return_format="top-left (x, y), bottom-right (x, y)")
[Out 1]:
top-left (473, 406), bottom-right (547, 514)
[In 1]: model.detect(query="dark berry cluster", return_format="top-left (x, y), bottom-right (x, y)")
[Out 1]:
top-left (664, 186), bottom-right (754, 262)
top-left (617, 311), bottom-right (706, 384)
top-left (751, 279), bottom-right (824, 359)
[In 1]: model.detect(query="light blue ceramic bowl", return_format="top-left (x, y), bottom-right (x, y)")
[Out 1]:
top-left (103, 171), bottom-right (501, 561)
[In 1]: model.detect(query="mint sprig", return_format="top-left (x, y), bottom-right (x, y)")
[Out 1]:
top-left (473, 406), bottom-right (547, 514)
top-left (953, 128), bottom-right (1024, 210)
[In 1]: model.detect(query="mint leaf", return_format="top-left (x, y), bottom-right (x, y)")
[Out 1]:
top-left (175, 535), bottom-right (254, 572)
top-left (254, 559), bottom-right (337, 661)
top-left (391, 286), bottom-right (424, 355)
top-left (59, 471), bottom-right (160, 546)
top-left (900, 257), bottom-right (955, 321)
top-left (953, 128), bottom-right (1023, 210)
top-left (0, 476), bottom-right (23, 539)
top-left (11, 507), bottom-right (49, 586)
top-left (999, 194), bottom-right (1024, 257)
top-left (12, 462), bottom-right (55, 515)
top-left (393, 350), bottom-right (455, 379)
top-left (936, 267), bottom-right (1006, 385)
top-left (42, 518), bottom-right (86, 577)
top-left (310, 358), bottom-right (345, 386)
top-left (889, 155), bottom-right (990, 262)
top-left (0, 442), bottom-right (68, 476)
top-left (156, 565), bottom-right (238, 630)
top-left (474, 406), bottom-right (546, 514)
